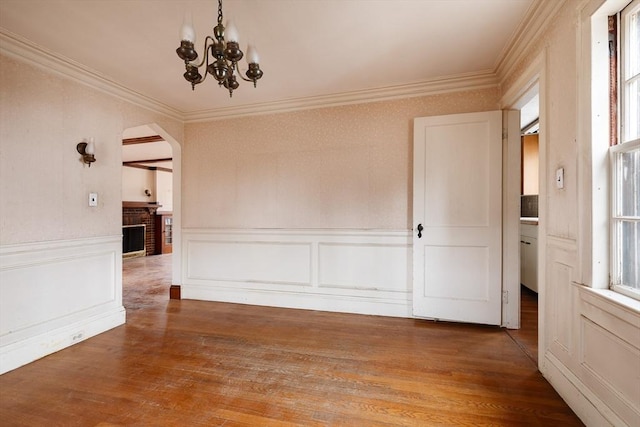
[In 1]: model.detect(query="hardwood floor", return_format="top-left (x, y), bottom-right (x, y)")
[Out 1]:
top-left (506, 286), bottom-right (539, 365)
top-left (0, 255), bottom-right (582, 426)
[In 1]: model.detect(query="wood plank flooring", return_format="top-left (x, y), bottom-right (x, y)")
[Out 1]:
top-left (506, 286), bottom-right (539, 365)
top-left (0, 255), bottom-right (583, 426)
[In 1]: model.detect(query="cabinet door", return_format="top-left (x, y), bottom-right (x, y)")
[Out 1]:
top-left (162, 215), bottom-right (172, 254)
top-left (520, 236), bottom-right (537, 292)
top-left (520, 238), bottom-right (528, 286)
top-left (527, 236), bottom-right (537, 292)
top-left (155, 214), bottom-right (173, 254)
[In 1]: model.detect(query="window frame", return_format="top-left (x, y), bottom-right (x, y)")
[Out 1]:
top-left (610, 0), bottom-right (640, 300)
top-left (610, 140), bottom-right (640, 299)
top-left (620, 0), bottom-right (639, 144)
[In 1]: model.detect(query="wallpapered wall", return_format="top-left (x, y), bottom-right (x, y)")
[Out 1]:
top-left (183, 88), bottom-right (500, 230)
top-left (0, 53), bottom-right (183, 246)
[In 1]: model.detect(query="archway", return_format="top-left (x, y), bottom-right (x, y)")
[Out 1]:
top-left (121, 123), bottom-right (182, 298)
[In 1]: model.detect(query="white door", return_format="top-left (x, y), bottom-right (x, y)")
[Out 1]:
top-left (413, 111), bottom-right (502, 325)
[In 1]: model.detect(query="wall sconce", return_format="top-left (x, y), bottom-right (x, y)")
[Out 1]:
top-left (76, 138), bottom-right (96, 167)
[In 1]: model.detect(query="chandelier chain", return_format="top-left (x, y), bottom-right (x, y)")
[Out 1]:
top-left (217, 0), bottom-right (223, 25)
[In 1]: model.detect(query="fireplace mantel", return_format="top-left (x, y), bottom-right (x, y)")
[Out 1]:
top-left (123, 201), bottom-right (161, 213)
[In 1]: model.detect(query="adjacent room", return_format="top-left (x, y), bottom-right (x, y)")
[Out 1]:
top-left (1, 0), bottom-right (638, 426)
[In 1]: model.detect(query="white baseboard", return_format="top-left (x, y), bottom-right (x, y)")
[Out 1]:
top-left (543, 351), bottom-right (621, 427)
top-left (183, 283), bottom-right (412, 317)
top-left (0, 306), bottom-right (125, 374)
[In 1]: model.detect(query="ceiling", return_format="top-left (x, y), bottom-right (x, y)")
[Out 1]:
top-left (122, 125), bottom-right (173, 166)
top-left (0, 0), bottom-right (536, 120)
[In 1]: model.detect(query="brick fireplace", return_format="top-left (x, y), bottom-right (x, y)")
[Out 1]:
top-left (122, 202), bottom-right (159, 256)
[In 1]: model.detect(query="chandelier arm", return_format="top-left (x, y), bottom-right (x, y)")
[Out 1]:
top-left (194, 64), bottom-right (209, 86)
top-left (186, 36), bottom-right (220, 87)
top-left (188, 36), bottom-right (216, 69)
top-left (237, 71), bottom-right (254, 82)
top-left (197, 47), bottom-right (215, 85)
top-left (226, 60), bottom-right (251, 82)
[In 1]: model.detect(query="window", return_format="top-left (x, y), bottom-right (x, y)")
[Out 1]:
top-left (611, 0), bottom-right (640, 299)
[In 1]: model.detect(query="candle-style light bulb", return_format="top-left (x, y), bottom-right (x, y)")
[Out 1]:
top-left (246, 44), bottom-right (260, 64)
top-left (85, 138), bottom-right (95, 155)
top-left (180, 11), bottom-right (196, 43)
top-left (225, 20), bottom-right (239, 43)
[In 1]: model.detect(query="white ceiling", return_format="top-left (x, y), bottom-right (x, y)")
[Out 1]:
top-left (0, 0), bottom-right (535, 118)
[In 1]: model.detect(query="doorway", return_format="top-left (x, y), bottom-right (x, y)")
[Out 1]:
top-left (504, 80), bottom-right (541, 365)
top-left (121, 124), bottom-right (182, 300)
top-left (510, 88), bottom-right (540, 363)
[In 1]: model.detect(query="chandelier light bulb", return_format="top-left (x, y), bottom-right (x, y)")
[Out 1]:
top-left (180, 11), bottom-right (196, 43)
top-left (246, 44), bottom-right (260, 64)
top-left (225, 20), bottom-right (239, 42)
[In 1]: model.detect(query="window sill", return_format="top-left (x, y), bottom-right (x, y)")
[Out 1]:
top-left (579, 286), bottom-right (640, 316)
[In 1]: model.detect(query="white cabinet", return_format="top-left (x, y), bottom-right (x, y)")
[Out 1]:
top-left (520, 223), bottom-right (538, 293)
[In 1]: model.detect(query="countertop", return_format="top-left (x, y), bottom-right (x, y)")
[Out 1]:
top-left (520, 217), bottom-right (539, 225)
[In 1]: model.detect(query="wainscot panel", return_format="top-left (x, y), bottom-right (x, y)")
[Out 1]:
top-left (579, 288), bottom-right (640, 427)
top-left (546, 236), bottom-right (577, 364)
top-left (0, 236), bottom-right (125, 374)
top-left (182, 229), bottom-right (412, 317)
top-left (318, 243), bottom-right (409, 291)
top-left (187, 240), bottom-right (312, 286)
top-left (542, 236), bottom-right (640, 427)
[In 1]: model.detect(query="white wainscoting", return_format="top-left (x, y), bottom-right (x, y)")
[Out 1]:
top-left (0, 235), bottom-right (125, 374)
top-left (578, 288), bottom-right (640, 427)
top-left (545, 236), bottom-right (578, 366)
top-left (542, 236), bottom-right (640, 427)
top-left (181, 229), bottom-right (412, 317)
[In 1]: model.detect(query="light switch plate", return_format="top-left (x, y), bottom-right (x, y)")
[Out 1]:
top-left (89, 192), bottom-right (98, 207)
top-left (556, 168), bottom-right (564, 189)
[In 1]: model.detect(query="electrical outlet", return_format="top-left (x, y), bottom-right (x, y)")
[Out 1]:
top-left (89, 192), bottom-right (98, 207)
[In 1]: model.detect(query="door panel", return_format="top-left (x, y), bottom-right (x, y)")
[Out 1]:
top-left (423, 245), bottom-right (489, 300)
top-left (413, 111), bottom-right (502, 325)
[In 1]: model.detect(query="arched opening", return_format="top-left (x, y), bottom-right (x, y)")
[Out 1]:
top-left (121, 124), bottom-right (182, 301)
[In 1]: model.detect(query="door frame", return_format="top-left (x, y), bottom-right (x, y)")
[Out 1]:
top-left (500, 51), bottom-right (547, 366)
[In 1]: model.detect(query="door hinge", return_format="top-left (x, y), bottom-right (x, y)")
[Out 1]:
top-left (502, 290), bottom-right (509, 304)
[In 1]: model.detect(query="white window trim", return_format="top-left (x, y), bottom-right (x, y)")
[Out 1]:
top-left (620, 0), bottom-right (639, 143)
top-left (609, 0), bottom-right (640, 300)
top-left (578, 0), bottom-right (640, 311)
top-left (610, 139), bottom-right (640, 300)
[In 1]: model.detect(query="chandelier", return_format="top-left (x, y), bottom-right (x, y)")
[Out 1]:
top-left (175, 0), bottom-right (263, 97)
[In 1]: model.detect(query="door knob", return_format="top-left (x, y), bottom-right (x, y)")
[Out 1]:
top-left (417, 223), bottom-right (423, 238)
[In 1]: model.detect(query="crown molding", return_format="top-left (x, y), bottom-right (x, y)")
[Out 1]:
top-left (0, 28), bottom-right (183, 122)
top-left (184, 71), bottom-right (499, 122)
top-left (1, 23), bottom-right (505, 123)
top-left (1, 1), bottom-right (567, 124)
top-left (494, 0), bottom-right (567, 82)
